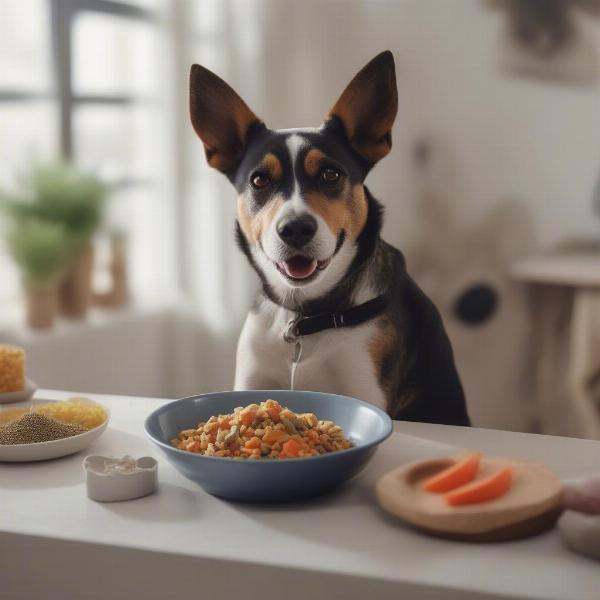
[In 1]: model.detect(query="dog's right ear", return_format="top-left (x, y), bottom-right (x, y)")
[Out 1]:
top-left (190, 64), bottom-right (262, 173)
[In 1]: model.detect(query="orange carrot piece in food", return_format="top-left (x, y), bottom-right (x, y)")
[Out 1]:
top-left (244, 436), bottom-right (261, 450)
top-left (266, 406), bottom-right (281, 422)
top-left (306, 430), bottom-right (319, 443)
top-left (423, 453), bottom-right (481, 493)
top-left (263, 430), bottom-right (288, 445)
top-left (218, 417), bottom-right (231, 429)
top-left (185, 441), bottom-right (201, 452)
top-left (240, 408), bottom-right (256, 427)
top-left (282, 439), bottom-right (301, 457)
top-left (445, 466), bottom-right (512, 506)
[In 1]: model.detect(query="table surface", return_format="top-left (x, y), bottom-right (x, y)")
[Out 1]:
top-left (2, 390), bottom-right (600, 600)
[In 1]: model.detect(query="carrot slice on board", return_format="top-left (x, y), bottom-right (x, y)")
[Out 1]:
top-left (422, 453), bottom-right (481, 493)
top-left (445, 466), bottom-right (512, 506)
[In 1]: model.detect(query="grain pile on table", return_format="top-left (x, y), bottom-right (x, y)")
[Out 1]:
top-left (0, 345), bottom-right (25, 393)
top-left (0, 412), bottom-right (86, 445)
top-left (172, 398), bottom-right (353, 459)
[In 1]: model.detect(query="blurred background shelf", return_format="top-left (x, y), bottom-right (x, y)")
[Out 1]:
top-left (0, 300), bottom-right (178, 398)
top-left (0, 296), bottom-right (239, 400)
top-left (512, 253), bottom-right (600, 288)
top-left (512, 252), bottom-right (600, 439)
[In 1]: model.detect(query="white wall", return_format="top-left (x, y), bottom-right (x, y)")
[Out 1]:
top-left (200, 0), bottom-right (600, 251)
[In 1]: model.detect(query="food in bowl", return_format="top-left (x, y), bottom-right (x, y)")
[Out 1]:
top-left (0, 397), bottom-right (109, 446)
top-left (172, 398), bottom-right (352, 459)
top-left (34, 397), bottom-right (108, 429)
top-left (0, 412), bottom-right (86, 445)
top-left (0, 397), bottom-right (108, 428)
top-left (147, 390), bottom-right (392, 501)
top-left (0, 345), bottom-right (25, 393)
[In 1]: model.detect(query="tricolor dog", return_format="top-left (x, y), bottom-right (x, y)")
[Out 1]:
top-left (190, 51), bottom-right (471, 425)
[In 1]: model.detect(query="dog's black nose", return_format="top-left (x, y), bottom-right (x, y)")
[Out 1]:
top-left (276, 214), bottom-right (317, 248)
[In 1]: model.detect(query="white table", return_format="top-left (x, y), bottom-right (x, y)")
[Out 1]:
top-left (1, 391), bottom-right (599, 600)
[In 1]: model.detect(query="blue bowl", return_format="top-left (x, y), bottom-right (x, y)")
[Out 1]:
top-left (145, 390), bottom-right (393, 502)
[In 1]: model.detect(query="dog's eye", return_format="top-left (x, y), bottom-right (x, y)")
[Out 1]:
top-left (321, 167), bottom-right (340, 184)
top-left (251, 172), bottom-right (270, 189)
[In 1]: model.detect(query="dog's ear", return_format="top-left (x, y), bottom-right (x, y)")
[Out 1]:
top-left (327, 51), bottom-right (398, 165)
top-left (190, 64), bottom-right (262, 173)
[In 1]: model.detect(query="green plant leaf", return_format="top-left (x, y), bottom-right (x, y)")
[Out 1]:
top-left (0, 161), bottom-right (107, 283)
top-left (1, 160), bottom-right (106, 242)
top-left (6, 218), bottom-right (77, 284)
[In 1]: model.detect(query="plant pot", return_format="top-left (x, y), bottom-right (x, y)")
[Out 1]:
top-left (24, 280), bottom-right (59, 329)
top-left (110, 235), bottom-right (130, 307)
top-left (93, 233), bottom-right (130, 309)
top-left (59, 243), bottom-right (94, 319)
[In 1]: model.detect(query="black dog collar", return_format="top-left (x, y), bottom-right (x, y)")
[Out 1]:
top-left (283, 295), bottom-right (388, 343)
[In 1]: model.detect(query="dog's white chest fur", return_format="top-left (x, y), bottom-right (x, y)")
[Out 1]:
top-left (234, 303), bottom-right (387, 411)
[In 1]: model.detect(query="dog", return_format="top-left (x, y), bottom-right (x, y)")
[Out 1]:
top-left (189, 51), bottom-right (471, 426)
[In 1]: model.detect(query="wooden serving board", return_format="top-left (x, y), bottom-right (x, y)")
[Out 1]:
top-left (376, 454), bottom-right (564, 542)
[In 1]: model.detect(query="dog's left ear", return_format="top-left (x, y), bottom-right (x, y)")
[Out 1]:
top-left (327, 51), bottom-right (398, 165)
top-left (190, 64), bottom-right (262, 173)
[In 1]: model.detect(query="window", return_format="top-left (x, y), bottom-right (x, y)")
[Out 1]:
top-left (0, 0), bottom-right (177, 304)
top-left (0, 0), bottom-right (56, 299)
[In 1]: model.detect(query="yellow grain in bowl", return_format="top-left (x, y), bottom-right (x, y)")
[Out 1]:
top-left (34, 398), bottom-right (108, 430)
top-left (0, 345), bottom-right (25, 393)
top-left (0, 407), bottom-right (28, 425)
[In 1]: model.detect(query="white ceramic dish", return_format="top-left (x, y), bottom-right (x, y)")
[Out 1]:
top-left (84, 455), bottom-right (158, 502)
top-left (0, 399), bottom-right (110, 462)
top-left (0, 379), bottom-right (37, 405)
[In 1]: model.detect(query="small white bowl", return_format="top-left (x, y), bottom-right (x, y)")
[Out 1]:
top-left (84, 455), bottom-right (158, 502)
top-left (0, 399), bottom-right (110, 462)
top-left (0, 379), bottom-right (37, 405)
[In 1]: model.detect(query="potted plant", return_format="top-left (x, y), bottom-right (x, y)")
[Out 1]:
top-left (1, 162), bottom-right (106, 320)
top-left (93, 230), bottom-right (130, 308)
top-left (4, 218), bottom-right (73, 328)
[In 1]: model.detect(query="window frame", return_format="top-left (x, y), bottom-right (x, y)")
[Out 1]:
top-left (50, 0), bottom-right (158, 190)
top-left (0, 1), bottom-right (159, 187)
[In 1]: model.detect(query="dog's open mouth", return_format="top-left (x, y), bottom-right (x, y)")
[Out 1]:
top-left (276, 256), bottom-right (331, 281)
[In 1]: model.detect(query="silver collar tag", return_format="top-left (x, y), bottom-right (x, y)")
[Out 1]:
top-left (283, 315), bottom-right (303, 389)
top-left (290, 340), bottom-right (303, 390)
top-left (283, 315), bottom-right (301, 344)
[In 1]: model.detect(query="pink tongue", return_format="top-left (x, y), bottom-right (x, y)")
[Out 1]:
top-left (283, 256), bottom-right (317, 279)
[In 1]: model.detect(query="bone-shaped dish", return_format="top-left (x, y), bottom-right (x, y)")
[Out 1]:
top-left (84, 455), bottom-right (158, 502)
